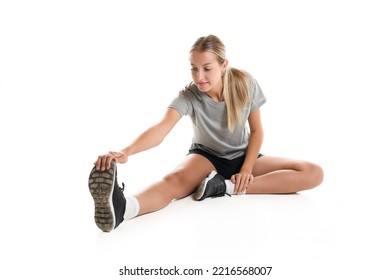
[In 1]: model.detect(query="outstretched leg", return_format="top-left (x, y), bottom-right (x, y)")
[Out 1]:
top-left (89, 154), bottom-right (215, 231)
top-left (135, 154), bottom-right (215, 216)
top-left (246, 156), bottom-right (323, 194)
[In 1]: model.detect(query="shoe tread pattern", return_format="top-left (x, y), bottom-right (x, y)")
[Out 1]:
top-left (88, 163), bottom-right (116, 232)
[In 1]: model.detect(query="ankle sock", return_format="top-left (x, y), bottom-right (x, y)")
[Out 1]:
top-left (224, 180), bottom-right (247, 195)
top-left (124, 195), bottom-right (140, 220)
top-left (224, 180), bottom-right (234, 195)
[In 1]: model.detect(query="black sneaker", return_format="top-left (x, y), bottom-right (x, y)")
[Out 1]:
top-left (194, 171), bottom-right (229, 201)
top-left (88, 161), bottom-right (126, 232)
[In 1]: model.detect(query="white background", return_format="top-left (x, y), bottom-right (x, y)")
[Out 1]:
top-left (1, 0), bottom-right (389, 279)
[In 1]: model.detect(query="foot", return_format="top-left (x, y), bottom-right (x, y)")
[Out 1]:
top-left (88, 161), bottom-right (126, 232)
top-left (194, 171), bottom-right (229, 201)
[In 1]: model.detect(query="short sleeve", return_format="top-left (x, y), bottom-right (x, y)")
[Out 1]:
top-left (249, 75), bottom-right (267, 112)
top-left (168, 86), bottom-right (195, 117)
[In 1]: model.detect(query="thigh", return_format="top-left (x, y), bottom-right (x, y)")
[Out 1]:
top-left (252, 155), bottom-right (307, 176)
top-left (166, 153), bottom-right (216, 198)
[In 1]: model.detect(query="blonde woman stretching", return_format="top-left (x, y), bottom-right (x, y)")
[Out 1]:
top-left (88, 35), bottom-right (324, 232)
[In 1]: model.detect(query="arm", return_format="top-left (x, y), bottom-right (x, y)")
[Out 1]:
top-left (240, 109), bottom-right (263, 173)
top-left (122, 108), bottom-right (182, 156)
top-left (231, 109), bottom-right (264, 193)
top-left (96, 108), bottom-right (181, 170)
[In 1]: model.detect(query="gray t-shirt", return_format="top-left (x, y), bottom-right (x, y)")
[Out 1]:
top-left (168, 73), bottom-right (266, 159)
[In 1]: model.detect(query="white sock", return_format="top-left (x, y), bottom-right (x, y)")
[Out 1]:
top-left (124, 196), bottom-right (140, 220)
top-left (224, 180), bottom-right (235, 195)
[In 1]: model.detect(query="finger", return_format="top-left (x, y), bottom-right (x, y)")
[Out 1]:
top-left (234, 176), bottom-right (243, 194)
top-left (100, 156), bottom-right (109, 171)
top-left (105, 156), bottom-right (113, 170)
top-left (239, 181), bottom-right (247, 194)
top-left (99, 156), bottom-right (106, 171)
top-left (95, 156), bottom-right (102, 170)
top-left (242, 175), bottom-right (253, 194)
top-left (237, 175), bottom-right (251, 194)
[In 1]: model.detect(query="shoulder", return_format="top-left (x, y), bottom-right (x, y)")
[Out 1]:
top-left (240, 71), bottom-right (266, 108)
top-left (240, 70), bottom-right (257, 87)
top-left (229, 68), bottom-right (257, 88)
top-left (179, 82), bottom-right (203, 102)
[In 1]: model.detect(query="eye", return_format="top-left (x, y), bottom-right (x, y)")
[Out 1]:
top-left (204, 68), bottom-right (212, 72)
top-left (191, 67), bottom-right (198, 72)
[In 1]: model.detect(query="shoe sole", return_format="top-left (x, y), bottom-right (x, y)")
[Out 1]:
top-left (88, 162), bottom-right (116, 232)
top-left (194, 178), bottom-right (208, 201)
top-left (194, 171), bottom-right (227, 201)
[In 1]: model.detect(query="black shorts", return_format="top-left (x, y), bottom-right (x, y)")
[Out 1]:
top-left (188, 149), bottom-right (263, 179)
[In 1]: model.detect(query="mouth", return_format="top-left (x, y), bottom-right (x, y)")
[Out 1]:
top-left (197, 82), bottom-right (209, 87)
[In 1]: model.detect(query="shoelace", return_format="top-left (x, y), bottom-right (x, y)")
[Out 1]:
top-left (113, 170), bottom-right (125, 192)
top-left (211, 192), bottom-right (231, 198)
top-left (114, 173), bottom-right (125, 192)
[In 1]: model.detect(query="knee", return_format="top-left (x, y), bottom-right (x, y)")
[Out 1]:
top-left (300, 161), bottom-right (324, 190)
top-left (163, 170), bottom-right (185, 186)
top-left (162, 171), bottom-right (189, 199)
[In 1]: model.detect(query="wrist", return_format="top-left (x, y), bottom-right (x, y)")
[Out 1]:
top-left (121, 148), bottom-right (131, 157)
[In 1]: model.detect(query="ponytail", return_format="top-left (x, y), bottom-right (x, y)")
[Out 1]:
top-left (223, 67), bottom-right (250, 132)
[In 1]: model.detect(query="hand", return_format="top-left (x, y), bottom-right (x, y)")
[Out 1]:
top-left (95, 151), bottom-right (128, 171)
top-left (230, 172), bottom-right (254, 194)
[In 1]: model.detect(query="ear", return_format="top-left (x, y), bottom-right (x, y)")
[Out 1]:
top-left (223, 59), bottom-right (229, 70)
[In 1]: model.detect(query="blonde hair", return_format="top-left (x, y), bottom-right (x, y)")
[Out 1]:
top-left (190, 35), bottom-right (250, 132)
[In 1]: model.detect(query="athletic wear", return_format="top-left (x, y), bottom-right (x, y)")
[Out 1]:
top-left (88, 161), bottom-right (126, 232)
top-left (124, 195), bottom-right (140, 220)
top-left (194, 171), bottom-right (229, 201)
top-left (188, 148), bottom-right (263, 179)
top-left (169, 72), bottom-right (266, 160)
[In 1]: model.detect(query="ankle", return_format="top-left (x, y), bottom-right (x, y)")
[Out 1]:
top-left (124, 196), bottom-right (140, 220)
top-left (224, 180), bottom-right (234, 195)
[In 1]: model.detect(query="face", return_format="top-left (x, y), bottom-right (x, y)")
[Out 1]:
top-left (189, 50), bottom-right (227, 94)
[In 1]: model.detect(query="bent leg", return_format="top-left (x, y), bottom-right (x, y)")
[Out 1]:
top-left (246, 156), bottom-right (324, 194)
top-left (135, 154), bottom-right (215, 216)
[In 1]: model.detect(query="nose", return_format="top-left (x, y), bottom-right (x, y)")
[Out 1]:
top-left (196, 70), bottom-right (204, 81)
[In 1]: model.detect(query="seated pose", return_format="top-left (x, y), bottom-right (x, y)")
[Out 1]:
top-left (88, 35), bottom-right (324, 232)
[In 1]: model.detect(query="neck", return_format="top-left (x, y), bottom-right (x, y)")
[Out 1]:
top-left (206, 81), bottom-right (224, 102)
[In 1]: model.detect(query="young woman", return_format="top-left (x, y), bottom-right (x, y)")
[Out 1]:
top-left (88, 35), bottom-right (324, 232)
